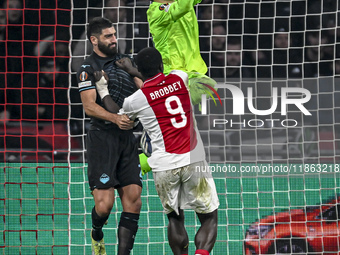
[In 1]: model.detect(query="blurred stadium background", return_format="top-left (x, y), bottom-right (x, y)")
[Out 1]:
top-left (1, 0), bottom-right (340, 254)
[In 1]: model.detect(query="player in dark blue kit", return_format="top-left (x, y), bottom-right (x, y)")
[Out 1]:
top-left (77, 17), bottom-right (142, 255)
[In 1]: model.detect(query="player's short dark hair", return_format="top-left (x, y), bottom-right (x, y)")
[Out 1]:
top-left (136, 47), bottom-right (163, 78)
top-left (87, 17), bottom-right (113, 42)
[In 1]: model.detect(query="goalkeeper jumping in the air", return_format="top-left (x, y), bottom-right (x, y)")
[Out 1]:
top-left (147, 0), bottom-right (220, 106)
top-left (139, 0), bottom-right (222, 177)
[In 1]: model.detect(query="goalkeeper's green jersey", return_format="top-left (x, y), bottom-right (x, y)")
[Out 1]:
top-left (147, 0), bottom-right (207, 75)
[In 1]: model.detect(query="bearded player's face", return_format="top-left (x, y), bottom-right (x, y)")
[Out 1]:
top-left (98, 27), bottom-right (118, 57)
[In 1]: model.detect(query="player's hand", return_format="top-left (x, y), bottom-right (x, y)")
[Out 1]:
top-left (114, 114), bottom-right (134, 130)
top-left (94, 70), bottom-right (109, 99)
top-left (139, 153), bottom-right (151, 176)
top-left (93, 70), bottom-right (109, 82)
top-left (116, 58), bottom-right (135, 74)
top-left (116, 58), bottom-right (143, 81)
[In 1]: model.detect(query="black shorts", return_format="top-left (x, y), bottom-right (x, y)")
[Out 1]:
top-left (86, 126), bottom-right (142, 190)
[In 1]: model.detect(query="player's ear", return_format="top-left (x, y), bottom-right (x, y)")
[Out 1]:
top-left (90, 35), bottom-right (98, 46)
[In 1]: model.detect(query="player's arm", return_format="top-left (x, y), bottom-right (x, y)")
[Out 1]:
top-left (77, 66), bottom-right (133, 130)
top-left (93, 70), bottom-right (121, 113)
top-left (167, 0), bottom-right (200, 21)
top-left (120, 95), bottom-right (138, 120)
top-left (93, 70), bottom-right (142, 128)
top-left (92, 70), bottom-right (143, 117)
top-left (121, 95), bottom-right (152, 175)
top-left (133, 77), bottom-right (144, 89)
top-left (80, 89), bottom-right (133, 130)
top-left (148, 0), bottom-right (194, 28)
top-left (116, 58), bottom-right (143, 88)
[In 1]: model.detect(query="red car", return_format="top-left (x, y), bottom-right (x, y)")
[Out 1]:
top-left (244, 196), bottom-right (340, 254)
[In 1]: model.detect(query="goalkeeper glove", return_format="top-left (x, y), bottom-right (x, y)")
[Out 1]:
top-left (139, 153), bottom-right (151, 175)
top-left (187, 72), bottom-right (219, 106)
top-left (94, 70), bottom-right (109, 99)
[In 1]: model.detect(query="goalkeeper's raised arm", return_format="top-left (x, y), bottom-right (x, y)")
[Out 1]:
top-left (147, 0), bottom-right (207, 75)
top-left (147, 0), bottom-right (219, 106)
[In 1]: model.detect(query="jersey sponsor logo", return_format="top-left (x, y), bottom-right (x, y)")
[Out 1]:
top-left (159, 3), bottom-right (170, 12)
top-left (150, 81), bottom-right (182, 100)
top-left (99, 173), bottom-right (110, 184)
top-left (78, 81), bottom-right (92, 88)
top-left (79, 71), bottom-right (89, 81)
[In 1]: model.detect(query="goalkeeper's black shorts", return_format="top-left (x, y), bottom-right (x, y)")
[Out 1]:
top-left (86, 125), bottom-right (142, 190)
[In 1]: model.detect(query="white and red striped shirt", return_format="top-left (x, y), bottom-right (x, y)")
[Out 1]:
top-left (121, 70), bottom-right (205, 171)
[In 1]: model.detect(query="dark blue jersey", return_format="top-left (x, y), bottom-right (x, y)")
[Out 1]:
top-left (77, 52), bottom-right (138, 129)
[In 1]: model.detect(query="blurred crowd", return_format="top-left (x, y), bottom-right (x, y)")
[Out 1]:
top-left (0, 0), bottom-right (339, 126)
top-left (0, 0), bottom-right (70, 123)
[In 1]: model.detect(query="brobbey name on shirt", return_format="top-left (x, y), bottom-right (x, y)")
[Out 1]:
top-left (149, 81), bottom-right (182, 100)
